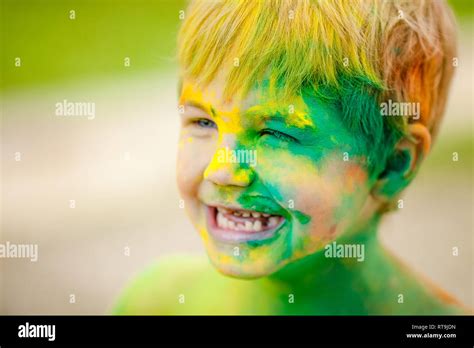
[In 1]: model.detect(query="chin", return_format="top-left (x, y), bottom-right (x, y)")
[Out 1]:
top-left (194, 201), bottom-right (296, 278)
top-left (207, 252), bottom-right (283, 279)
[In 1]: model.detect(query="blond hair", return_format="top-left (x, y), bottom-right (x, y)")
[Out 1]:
top-left (178, 0), bottom-right (457, 169)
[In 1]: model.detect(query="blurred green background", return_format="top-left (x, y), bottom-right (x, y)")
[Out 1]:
top-left (1, 0), bottom-right (186, 91)
top-left (0, 0), bottom-right (471, 91)
top-left (1, 0), bottom-right (472, 166)
top-left (1, 0), bottom-right (472, 314)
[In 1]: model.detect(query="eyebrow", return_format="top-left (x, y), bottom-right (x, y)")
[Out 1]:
top-left (244, 106), bottom-right (316, 130)
top-left (183, 100), bottom-right (216, 118)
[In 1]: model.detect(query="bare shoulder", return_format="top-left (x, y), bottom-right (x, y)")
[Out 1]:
top-left (112, 254), bottom-right (210, 315)
top-left (372, 248), bottom-right (472, 315)
top-left (416, 276), bottom-right (472, 315)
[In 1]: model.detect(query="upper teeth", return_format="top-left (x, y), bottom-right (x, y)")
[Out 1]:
top-left (215, 209), bottom-right (281, 233)
top-left (268, 216), bottom-right (279, 227)
top-left (227, 210), bottom-right (269, 218)
top-left (217, 207), bottom-right (270, 217)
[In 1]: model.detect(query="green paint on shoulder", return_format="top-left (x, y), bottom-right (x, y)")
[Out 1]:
top-left (112, 254), bottom-right (209, 315)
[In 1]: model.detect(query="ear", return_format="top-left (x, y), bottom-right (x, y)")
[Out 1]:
top-left (371, 123), bottom-right (431, 205)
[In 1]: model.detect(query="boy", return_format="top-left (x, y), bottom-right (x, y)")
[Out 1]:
top-left (114, 0), bottom-right (467, 314)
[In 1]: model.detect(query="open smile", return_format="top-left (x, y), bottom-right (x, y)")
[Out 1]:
top-left (206, 205), bottom-right (286, 243)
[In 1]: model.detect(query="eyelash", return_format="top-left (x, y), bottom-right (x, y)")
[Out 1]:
top-left (260, 129), bottom-right (298, 143)
top-left (189, 119), bottom-right (297, 143)
top-left (192, 118), bottom-right (217, 129)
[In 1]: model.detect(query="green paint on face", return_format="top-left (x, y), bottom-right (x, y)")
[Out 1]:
top-left (193, 71), bottom-right (409, 284)
top-left (240, 73), bottom-right (406, 181)
top-left (303, 76), bottom-right (405, 178)
top-left (293, 211), bottom-right (311, 225)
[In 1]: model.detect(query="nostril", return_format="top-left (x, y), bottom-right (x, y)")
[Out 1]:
top-left (204, 163), bottom-right (255, 187)
top-left (204, 167), bottom-right (232, 186)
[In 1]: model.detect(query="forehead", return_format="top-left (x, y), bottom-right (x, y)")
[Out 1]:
top-left (179, 73), bottom-right (291, 110)
top-left (179, 75), bottom-right (317, 129)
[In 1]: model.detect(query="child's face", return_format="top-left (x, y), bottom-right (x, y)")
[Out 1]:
top-left (177, 75), bottom-right (373, 278)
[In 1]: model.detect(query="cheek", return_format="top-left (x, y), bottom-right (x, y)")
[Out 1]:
top-left (176, 133), bottom-right (215, 199)
top-left (258, 150), bottom-right (368, 242)
top-left (301, 161), bottom-right (369, 244)
top-left (326, 163), bottom-right (370, 231)
top-left (257, 149), bottom-right (337, 214)
top-left (308, 160), bottom-right (368, 215)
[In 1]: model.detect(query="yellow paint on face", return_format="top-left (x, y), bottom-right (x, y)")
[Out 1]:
top-left (288, 110), bottom-right (313, 129)
top-left (178, 135), bottom-right (193, 149)
top-left (179, 79), bottom-right (320, 197)
top-left (177, 74), bottom-right (376, 281)
top-left (249, 75), bottom-right (315, 129)
top-left (203, 159), bottom-right (254, 186)
top-left (180, 81), bottom-right (245, 134)
top-left (179, 82), bottom-right (213, 114)
top-left (198, 227), bottom-right (209, 244)
top-left (245, 99), bottom-right (314, 130)
top-left (201, 107), bottom-right (248, 185)
top-left (180, 81), bottom-right (252, 186)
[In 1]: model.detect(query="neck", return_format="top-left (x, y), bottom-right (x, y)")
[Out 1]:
top-left (265, 214), bottom-right (381, 291)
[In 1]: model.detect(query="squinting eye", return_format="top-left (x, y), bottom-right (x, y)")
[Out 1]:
top-left (194, 118), bottom-right (217, 129)
top-left (260, 128), bottom-right (298, 143)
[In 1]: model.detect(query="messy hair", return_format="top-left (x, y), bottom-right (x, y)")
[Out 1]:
top-left (178, 0), bottom-right (457, 174)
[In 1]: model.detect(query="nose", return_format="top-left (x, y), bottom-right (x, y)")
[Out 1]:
top-left (203, 136), bottom-right (256, 187)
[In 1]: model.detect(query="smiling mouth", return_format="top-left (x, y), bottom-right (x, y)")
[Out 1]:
top-left (206, 205), bottom-right (286, 243)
